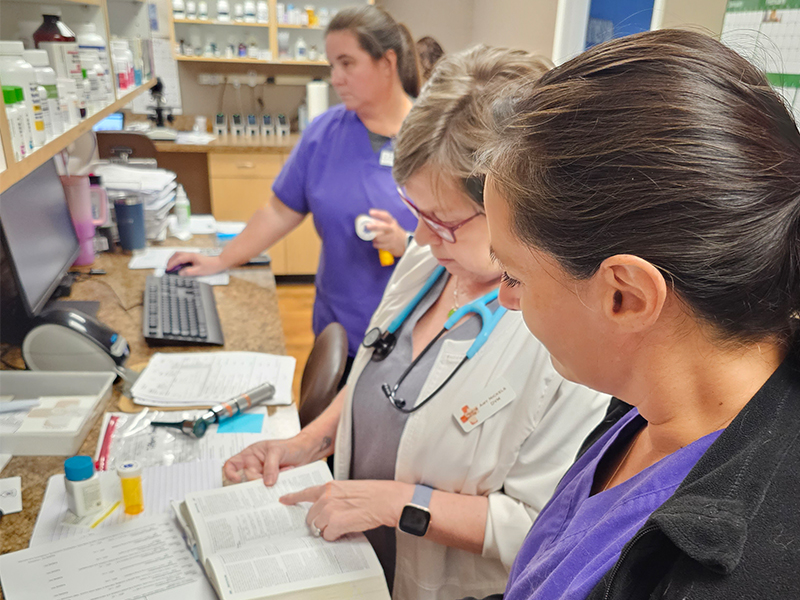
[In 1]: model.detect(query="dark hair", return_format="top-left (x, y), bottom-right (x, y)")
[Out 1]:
top-left (417, 36), bottom-right (445, 83)
top-left (484, 29), bottom-right (800, 344)
top-left (327, 6), bottom-right (420, 97)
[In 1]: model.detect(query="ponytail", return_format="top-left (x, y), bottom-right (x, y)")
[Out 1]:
top-left (327, 6), bottom-right (420, 97)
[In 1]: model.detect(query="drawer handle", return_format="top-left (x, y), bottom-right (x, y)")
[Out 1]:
top-left (236, 162), bottom-right (256, 169)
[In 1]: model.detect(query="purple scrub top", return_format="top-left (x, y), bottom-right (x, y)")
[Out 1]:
top-left (505, 408), bottom-right (722, 600)
top-left (272, 104), bottom-right (418, 356)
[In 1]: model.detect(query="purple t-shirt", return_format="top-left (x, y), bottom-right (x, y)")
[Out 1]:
top-left (505, 408), bottom-right (722, 600)
top-left (272, 104), bottom-right (418, 356)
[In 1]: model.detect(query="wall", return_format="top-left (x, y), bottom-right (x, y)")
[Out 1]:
top-left (651, 0), bottom-right (727, 36)
top-left (381, 0), bottom-right (474, 54)
top-left (472, 0), bottom-right (560, 59)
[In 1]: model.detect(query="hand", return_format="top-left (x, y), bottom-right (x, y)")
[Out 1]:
top-left (223, 433), bottom-right (317, 486)
top-left (367, 209), bottom-right (409, 258)
top-left (280, 480), bottom-right (414, 541)
top-left (165, 251), bottom-right (225, 277)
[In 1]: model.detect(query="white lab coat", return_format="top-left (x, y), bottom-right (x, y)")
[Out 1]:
top-left (334, 241), bottom-right (611, 600)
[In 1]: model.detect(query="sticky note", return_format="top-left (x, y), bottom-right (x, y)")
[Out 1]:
top-left (218, 413), bottom-right (264, 434)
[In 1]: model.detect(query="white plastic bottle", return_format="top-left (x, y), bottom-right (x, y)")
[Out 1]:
top-left (58, 77), bottom-right (81, 125)
top-left (174, 184), bottom-right (192, 232)
top-left (56, 77), bottom-right (75, 128)
top-left (76, 23), bottom-right (110, 89)
top-left (294, 36), bottom-right (307, 61)
top-left (64, 456), bottom-right (103, 517)
top-left (0, 41), bottom-right (45, 148)
top-left (3, 86), bottom-right (27, 160)
top-left (22, 48), bottom-right (63, 136)
top-left (110, 40), bottom-right (130, 92)
top-left (80, 53), bottom-right (105, 107)
top-left (217, 0), bottom-right (231, 22)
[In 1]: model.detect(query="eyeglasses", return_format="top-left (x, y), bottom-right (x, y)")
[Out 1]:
top-left (397, 186), bottom-right (483, 243)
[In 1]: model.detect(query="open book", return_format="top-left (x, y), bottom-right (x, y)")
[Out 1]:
top-left (174, 461), bottom-right (391, 600)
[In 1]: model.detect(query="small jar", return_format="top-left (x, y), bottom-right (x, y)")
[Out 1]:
top-left (198, 1), bottom-right (209, 19)
top-left (64, 456), bottom-right (103, 517)
top-left (173, 0), bottom-right (186, 19)
top-left (117, 461), bottom-right (144, 515)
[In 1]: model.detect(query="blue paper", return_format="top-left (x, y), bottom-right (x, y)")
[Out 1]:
top-left (218, 413), bottom-right (264, 434)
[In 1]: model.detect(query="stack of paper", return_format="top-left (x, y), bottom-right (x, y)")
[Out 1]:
top-left (130, 351), bottom-right (296, 408)
top-left (127, 246), bottom-right (230, 286)
top-left (93, 164), bottom-right (178, 242)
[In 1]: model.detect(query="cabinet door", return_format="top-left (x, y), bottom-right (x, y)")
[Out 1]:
top-left (210, 177), bottom-right (274, 221)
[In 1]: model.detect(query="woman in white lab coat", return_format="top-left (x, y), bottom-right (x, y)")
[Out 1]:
top-left (224, 46), bottom-right (610, 600)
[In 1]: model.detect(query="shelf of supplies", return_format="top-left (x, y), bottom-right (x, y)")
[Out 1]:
top-left (173, 19), bottom-right (271, 27)
top-left (277, 24), bottom-right (324, 30)
top-left (176, 56), bottom-right (329, 66)
top-left (0, 79), bottom-right (156, 194)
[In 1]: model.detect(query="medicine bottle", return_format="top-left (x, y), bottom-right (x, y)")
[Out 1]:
top-left (174, 184), bottom-right (192, 232)
top-left (3, 86), bottom-right (27, 161)
top-left (22, 49), bottom-right (64, 136)
top-left (117, 461), bottom-right (144, 515)
top-left (64, 455), bottom-right (103, 517)
top-left (33, 8), bottom-right (82, 84)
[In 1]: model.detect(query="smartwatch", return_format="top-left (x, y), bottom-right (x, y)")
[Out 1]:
top-left (398, 484), bottom-right (433, 537)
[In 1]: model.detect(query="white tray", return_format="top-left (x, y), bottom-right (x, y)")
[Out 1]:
top-left (0, 371), bottom-right (115, 455)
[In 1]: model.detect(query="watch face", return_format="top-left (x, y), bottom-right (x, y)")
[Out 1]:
top-left (399, 505), bottom-right (431, 537)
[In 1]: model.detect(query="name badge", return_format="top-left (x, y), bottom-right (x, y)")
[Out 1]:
top-left (379, 149), bottom-right (394, 167)
top-left (453, 377), bottom-right (516, 433)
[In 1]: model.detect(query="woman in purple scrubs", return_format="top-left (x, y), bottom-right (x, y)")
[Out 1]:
top-left (481, 30), bottom-right (800, 600)
top-left (168, 6), bottom-right (419, 365)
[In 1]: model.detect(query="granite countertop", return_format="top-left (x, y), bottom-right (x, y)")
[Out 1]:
top-left (0, 239), bottom-right (286, 558)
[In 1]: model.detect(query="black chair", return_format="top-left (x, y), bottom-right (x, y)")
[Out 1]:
top-left (298, 322), bottom-right (348, 428)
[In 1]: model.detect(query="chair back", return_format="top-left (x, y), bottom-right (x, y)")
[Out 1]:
top-left (299, 322), bottom-right (348, 428)
top-left (96, 132), bottom-right (158, 165)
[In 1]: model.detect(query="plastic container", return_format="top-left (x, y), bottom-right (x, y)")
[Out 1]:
top-left (277, 30), bottom-right (290, 58)
top-left (3, 86), bottom-right (27, 160)
top-left (77, 23), bottom-right (111, 93)
top-left (110, 40), bottom-right (132, 91)
top-left (89, 175), bottom-right (111, 226)
top-left (64, 455), bottom-right (103, 517)
top-left (198, 1), bottom-right (209, 19)
top-left (174, 184), bottom-right (192, 233)
top-left (256, 0), bottom-right (268, 23)
top-left (23, 49), bottom-right (63, 136)
top-left (186, 0), bottom-right (197, 19)
top-left (173, 0), bottom-right (186, 19)
top-left (117, 461), bottom-right (144, 515)
top-left (233, 3), bottom-right (244, 21)
top-left (57, 77), bottom-right (81, 126)
top-left (217, 0), bottom-right (231, 22)
top-left (244, 0), bottom-right (256, 22)
top-left (33, 8), bottom-right (82, 84)
top-left (0, 41), bottom-right (45, 148)
top-left (294, 37), bottom-right (307, 61)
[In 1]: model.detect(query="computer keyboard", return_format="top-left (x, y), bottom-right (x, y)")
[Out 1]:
top-left (143, 275), bottom-right (224, 346)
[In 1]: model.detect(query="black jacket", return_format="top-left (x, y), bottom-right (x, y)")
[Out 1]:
top-left (465, 353), bottom-right (800, 600)
top-left (585, 352), bottom-right (800, 600)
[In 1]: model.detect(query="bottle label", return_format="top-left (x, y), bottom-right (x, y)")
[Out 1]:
top-left (44, 84), bottom-right (59, 99)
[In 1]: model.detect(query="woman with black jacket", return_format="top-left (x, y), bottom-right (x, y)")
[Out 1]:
top-left (479, 29), bottom-right (800, 600)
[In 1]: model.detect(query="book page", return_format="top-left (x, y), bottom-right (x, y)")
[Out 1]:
top-left (207, 533), bottom-right (388, 600)
top-left (0, 516), bottom-right (217, 600)
top-left (185, 461), bottom-right (331, 561)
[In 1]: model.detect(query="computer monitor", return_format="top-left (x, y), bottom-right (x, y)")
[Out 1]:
top-left (0, 159), bottom-right (79, 321)
top-left (92, 112), bottom-right (124, 132)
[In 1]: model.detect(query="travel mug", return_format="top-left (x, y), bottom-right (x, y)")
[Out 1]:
top-left (111, 191), bottom-right (146, 252)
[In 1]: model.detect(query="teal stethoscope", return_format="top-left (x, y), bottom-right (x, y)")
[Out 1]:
top-left (362, 265), bottom-right (507, 413)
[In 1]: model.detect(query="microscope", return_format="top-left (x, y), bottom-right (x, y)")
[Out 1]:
top-left (145, 78), bottom-right (178, 141)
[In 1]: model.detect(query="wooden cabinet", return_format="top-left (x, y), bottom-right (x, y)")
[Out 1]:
top-left (209, 151), bottom-right (321, 275)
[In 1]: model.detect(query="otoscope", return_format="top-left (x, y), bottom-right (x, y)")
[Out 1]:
top-left (150, 382), bottom-right (276, 439)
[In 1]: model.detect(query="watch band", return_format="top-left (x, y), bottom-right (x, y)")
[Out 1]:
top-left (410, 484), bottom-right (433, 508)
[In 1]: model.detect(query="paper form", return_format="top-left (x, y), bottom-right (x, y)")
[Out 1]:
top-left (0, 516), bottom-right (216, 600)
top-left (30, 460), bottom-right (224, 547)
top-left (93, 405), bottom-right (300, 471)
top-left (131, 351), bottom-right (295, 407)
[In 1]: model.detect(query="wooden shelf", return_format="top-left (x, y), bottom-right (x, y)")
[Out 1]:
top-left (176, 56), bottom-right (329, 66)
top-left (5, 0), bottom-right (102, 4)
top-left (173, 19), bottom-right (270, 27)
top-left (277, 24), bottom-right (323, 30)
top-left (0, 79), bottom-right (156, 194)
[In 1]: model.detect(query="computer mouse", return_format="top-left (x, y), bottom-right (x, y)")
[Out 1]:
top-left (166, 262), bottom-right (192, 274)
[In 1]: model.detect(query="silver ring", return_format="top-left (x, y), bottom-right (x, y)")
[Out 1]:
top-left (310, 519), bottom-right (321, 537)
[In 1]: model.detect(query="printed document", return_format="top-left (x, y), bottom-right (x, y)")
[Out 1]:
top-left (131, 351), bottom-right (295, 407)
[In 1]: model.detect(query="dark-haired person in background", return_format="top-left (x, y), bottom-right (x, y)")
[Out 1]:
top-left (417, 36), bottom-right (445, 85)
top-left (479, 29), bottom-right (800, 600)
top-left (168, 6), bottom-right (418, 374)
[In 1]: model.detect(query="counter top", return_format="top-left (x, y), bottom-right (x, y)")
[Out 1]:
top-left (155, 133), bottom-right (300, 154)
top-left (0, 239), bottom-right (286, 557)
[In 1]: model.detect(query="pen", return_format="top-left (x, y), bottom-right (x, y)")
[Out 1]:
top-left (0, 399), bottom-right (40, 414)
top-left (150, 381), bottom-right (276, 439)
